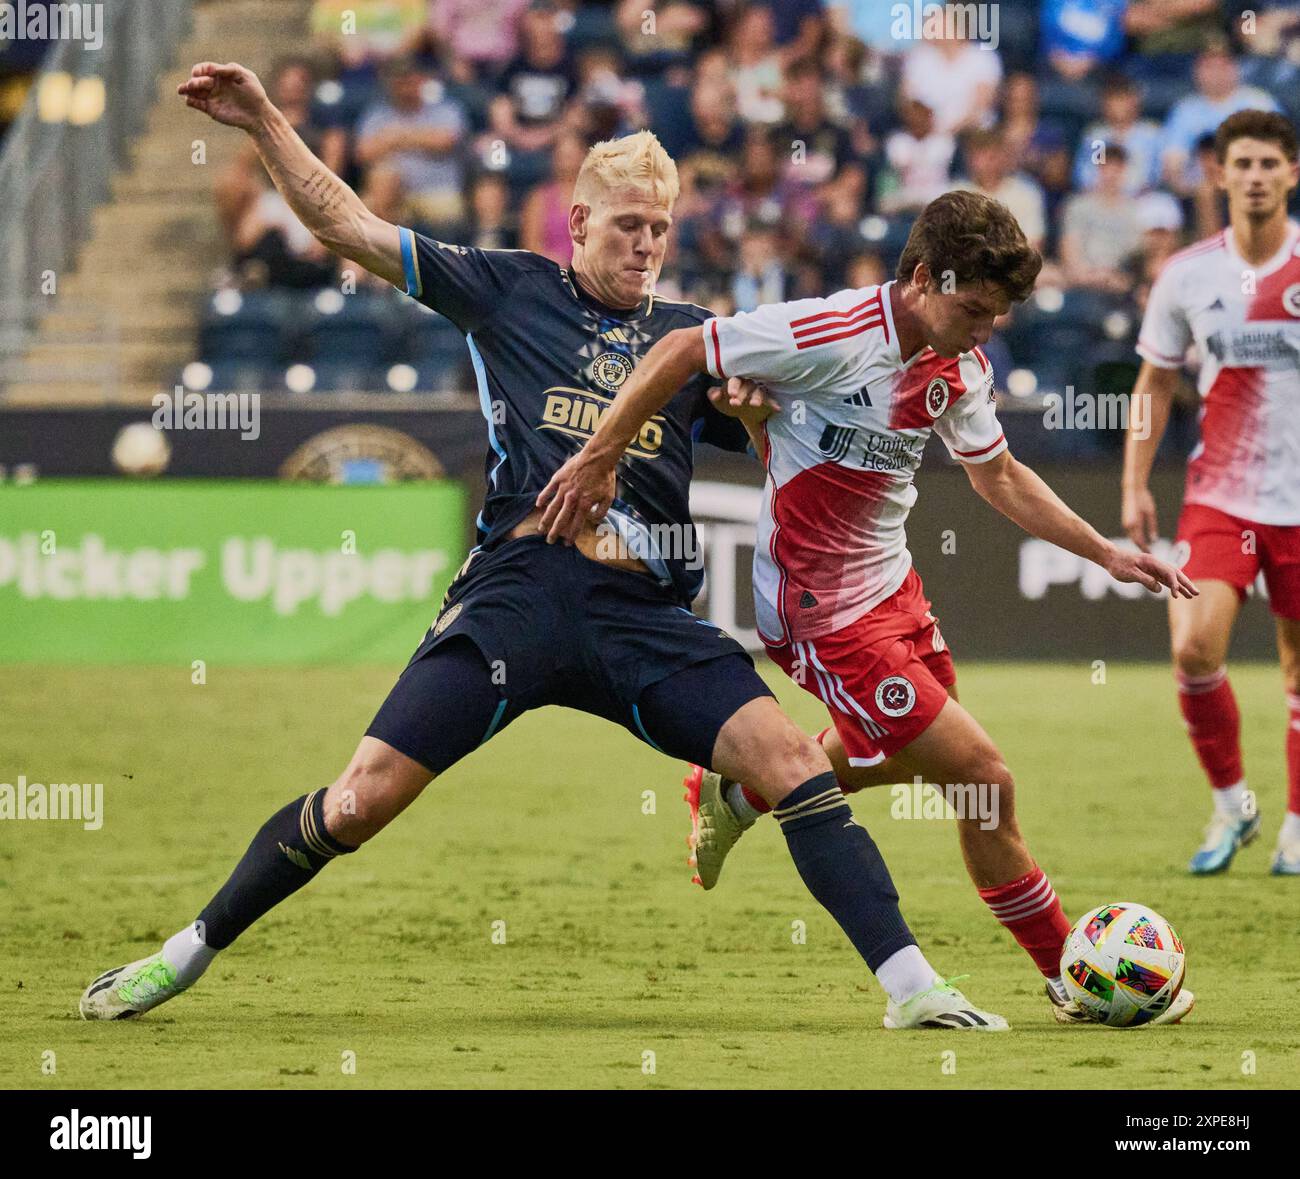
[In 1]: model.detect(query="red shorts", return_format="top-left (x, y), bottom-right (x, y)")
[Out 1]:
top-left (764, 567), bottom-right (955, 767)
top-left (1176, 503), bottom-right (1300, 619)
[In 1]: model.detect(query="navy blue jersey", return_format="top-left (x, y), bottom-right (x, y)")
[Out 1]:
top-left (396, 227), bottom-right (747, 604)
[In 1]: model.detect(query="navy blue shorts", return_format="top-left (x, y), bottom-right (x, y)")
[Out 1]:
top-left (365, 534), bottom-right (773, 774)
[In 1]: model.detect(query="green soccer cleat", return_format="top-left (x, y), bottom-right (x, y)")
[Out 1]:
top-left (1046, 980), bottom-right (1196, 1027)
top-left (683, 764), bottom-right (747, 890)
top-left (79, 951), bottom-right (187, 1021)
top-left (883, 976), bottom-right (1010, 1032)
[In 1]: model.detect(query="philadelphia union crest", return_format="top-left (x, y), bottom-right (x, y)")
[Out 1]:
top-left (590, 351), bottom-right (634, 392)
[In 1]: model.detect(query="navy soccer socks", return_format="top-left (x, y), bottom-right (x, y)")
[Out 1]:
top-left (195, 788), bottom-right (356, 952)
top-left (773, 772), bottom-right (917, 972)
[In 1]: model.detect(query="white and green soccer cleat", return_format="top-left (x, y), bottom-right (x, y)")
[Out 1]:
top-left (1046, 980), bottom-right (1196, 1027)
top-left (79, 952), bottom-right (186, 1020)
top-left (883, 976), bottom-right (1010, 1032)
top-left (683, 764), bottom-right (747, 890)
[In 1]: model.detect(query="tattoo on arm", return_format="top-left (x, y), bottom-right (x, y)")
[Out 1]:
top-left (302, 168), bottom-right (345, 218)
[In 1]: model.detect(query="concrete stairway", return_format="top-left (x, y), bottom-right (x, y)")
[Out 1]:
top-left (5, 0), bottom-right (312, 405)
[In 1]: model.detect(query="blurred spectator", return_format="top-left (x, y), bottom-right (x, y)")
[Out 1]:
top-left (900, 30), bottom-right (1002, 134)
top-left (1060, 145), bottom-right (1143, 291)
top-left (310, 0), bottom-right (425, 73)
top-left (520, 131), bottom-right (586, 263)
top-left (1040, 0), bottom-right (1127, 80)
top-left (426, 0), bottom-right (531, 82)
top-left (955, 129), bottom-right (1048, 252)
top-left (490, 4), bottom-right (577, 153)
top-left (232, 170), bottom-right (338, 290)
top-left (1190, 131), bottom-right (1229, 238)
top-left (845, 249), bottom-right (889, 289)
top-left (729, 4), bottom-right (785, 124)
top-left (468, 172), bottom-right (519, 250)
top-left (616, 0), bottom-right (711, 76)
top-left (718, 126), bottom-right (819, 242)
top-left (806, 183), bottom-right (869, 287)
top-left (821, 31), bottom-right (893, 142)
top-left (1230, 1), bottom-right (1300, 56)
top-left (756, 0), bottom-right (827, 62)
top-left (1161, 40), bottom-right (1280, 193)
top-left (673, 65), bottom-right (744, 169)
top-left (356, 57), bottom-right (469, 234)
top-left (731, 224), bottom-right (787, 310)
top-left (880, 98), bottom-right (955, 213)
top-left (216, 59), bottom-right (347, 245)
top-left (1123, 191), bottom-right (1186, 312)
top-left (1072, 73), bottom-right (1164, 194)
top-left (776, 58), bottom-right (863, 196)
top-left (827, 0), bottom-right (904, 56)
top-left (571, 46), bottom-right (647, 143)
top-left (1126, 0), bottom-right (1225, 59)
top-left (1000, 73), bottom-right (1070, 188)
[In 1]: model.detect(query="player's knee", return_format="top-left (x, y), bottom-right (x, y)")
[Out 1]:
top-left (745, 726), bottom-right (831, 801)
top-left (1171, 634), bottom-right (1222, 678)
top-left (326, 751), bottom-right (429, 844)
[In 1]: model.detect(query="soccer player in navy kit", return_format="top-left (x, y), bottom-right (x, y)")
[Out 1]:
top-left (80, 62), bottom-right (1008, 1033)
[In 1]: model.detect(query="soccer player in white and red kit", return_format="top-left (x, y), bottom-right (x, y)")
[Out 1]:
top-left (542, 191), bottom-right (1196, 1024)
top-left (1124, 110), bottom-right (1300, 876)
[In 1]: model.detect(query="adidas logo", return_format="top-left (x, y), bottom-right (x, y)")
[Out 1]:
top-left (843, 387), bottom-right (871, 407)
top-left (799, 590), bottom-right (818, 608)
top-left (278, 842), bottom-right (312, 871)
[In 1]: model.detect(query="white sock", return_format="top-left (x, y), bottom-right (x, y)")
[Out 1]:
top-left (1046, 975), bottom-right (1068, 1003)
top-left (162, 924), bottom-right (218, 988)
top-left (876, 944), bottom-right (938, 1004)
top-left (724, 781), bottom-right (762, 828)
top-left (1213, 780), bottom-right (1248, 818)
top-left (1281, 812), bottom-right (1300, 842)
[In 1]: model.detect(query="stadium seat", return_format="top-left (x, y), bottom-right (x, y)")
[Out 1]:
top-left (198, 290), bottom-right (293, 366)
top-left (298, 291), bottom-right (401, 367)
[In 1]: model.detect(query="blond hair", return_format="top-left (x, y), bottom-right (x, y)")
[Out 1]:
top-left (573, 130), bottom-right (680, 208)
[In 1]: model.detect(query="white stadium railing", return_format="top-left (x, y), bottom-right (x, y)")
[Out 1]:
top-left (0, 0), bottom-right (191, 394)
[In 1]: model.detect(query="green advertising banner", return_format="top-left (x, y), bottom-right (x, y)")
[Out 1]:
top-left (0, 481), bottom-right (468, 664)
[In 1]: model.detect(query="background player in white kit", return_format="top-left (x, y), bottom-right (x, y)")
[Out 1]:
top-left (541, 190), bottom-right (1196, 1024)
top-left (1123, 110), bottom-right (1300, 877)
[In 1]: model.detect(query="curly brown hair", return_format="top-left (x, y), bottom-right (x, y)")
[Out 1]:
top-left (895, 190), bottom-right (1042, 304)
top-left (1214, 109), bottom-right (1299, 164)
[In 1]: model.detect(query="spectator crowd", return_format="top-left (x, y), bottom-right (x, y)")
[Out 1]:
top-left (206, 0), bottom-right (1300, 427)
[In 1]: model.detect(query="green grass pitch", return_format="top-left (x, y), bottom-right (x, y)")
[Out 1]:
top-left (2, 662), bottom-right (1298, 1089)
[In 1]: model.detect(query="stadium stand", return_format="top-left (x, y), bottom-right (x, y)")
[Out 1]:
top-left (4, 0), bottom-right (1300, 458)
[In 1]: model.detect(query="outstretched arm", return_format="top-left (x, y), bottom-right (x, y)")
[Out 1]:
top-left (178, 62), bottom-right (403, 286)
top-left (964, 450), bottom-right (1197, 598)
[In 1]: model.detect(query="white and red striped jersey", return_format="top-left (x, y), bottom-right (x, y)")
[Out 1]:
top-left (1138, 221), bottom-right (1300, 526)
top-left (703, 280), bottom-right (1006, 644)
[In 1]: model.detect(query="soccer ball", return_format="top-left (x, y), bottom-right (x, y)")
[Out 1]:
top-left (1059, 902), bottom-right (1186, 1027)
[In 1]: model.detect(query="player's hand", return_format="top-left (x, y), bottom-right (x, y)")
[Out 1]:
top-left (535, 453), bottom-right (617, 545)
top-left (177, 62), bottom-right (271, 131)
top-left (1103, 545), bottom-right (1198, 599)
top-left (1121, 483), bottom-right (1158, 552)
top-left (707, 378), bottom-right (779, 425)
